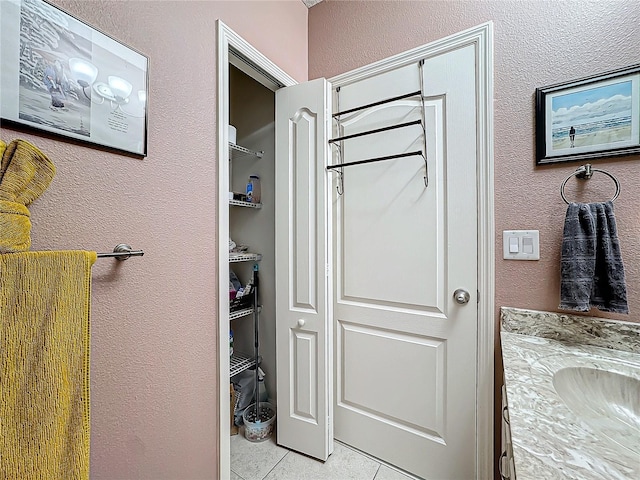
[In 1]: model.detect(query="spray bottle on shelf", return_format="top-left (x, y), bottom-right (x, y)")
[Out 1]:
top-left (246, 175), bottom-right (261, 204)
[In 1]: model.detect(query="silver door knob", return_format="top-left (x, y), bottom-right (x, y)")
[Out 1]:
top-left (453, 289), bottom-right (470, 305)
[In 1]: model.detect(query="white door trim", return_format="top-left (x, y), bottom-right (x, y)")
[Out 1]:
top-left (216, 20), bottom-right (297, 480)
top-left (329, 22), bottom-right (495, 480)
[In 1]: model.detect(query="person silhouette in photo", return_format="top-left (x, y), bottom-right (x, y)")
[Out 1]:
top-left (569, 126), bottom-right (576, 148)
top-left (43, 60), bottom-right (68, 110)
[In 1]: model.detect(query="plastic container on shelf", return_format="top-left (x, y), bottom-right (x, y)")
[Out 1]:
top-left (242, 402), bottom-right (276, 442)
top-left (246, 175), bottom-right (261, 204)
top-left (229, 125), bottom-right (237, 144)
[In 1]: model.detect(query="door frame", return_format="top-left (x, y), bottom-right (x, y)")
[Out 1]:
top-left (218, 20), bottom-right (495, 479)
top-left (328, 22), bottom-right (494, 480)
top-left (216, 20), bottom-right (297, 480)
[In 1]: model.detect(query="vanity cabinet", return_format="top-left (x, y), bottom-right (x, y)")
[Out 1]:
top-left (500, 385), bottom-right (516, 480)
top-left (501, 309), bottom-right (640, 479)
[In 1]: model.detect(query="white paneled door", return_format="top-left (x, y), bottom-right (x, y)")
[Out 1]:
top-left (275, 41), bottom-right (484, 479)
top-left (275, 78), bottom-right (333, 462)
top-left (331, 45), bottom-right (479, 479)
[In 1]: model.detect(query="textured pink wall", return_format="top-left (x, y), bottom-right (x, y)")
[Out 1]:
top-left (309, 0), bottom-right (640, 324)
top-left (1, 1), bottom-right (307, 478)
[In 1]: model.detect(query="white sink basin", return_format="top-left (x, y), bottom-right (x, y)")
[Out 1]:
top-left (552, 367), bottom-right (640, 455)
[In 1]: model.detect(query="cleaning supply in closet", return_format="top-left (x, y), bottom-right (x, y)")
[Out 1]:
top-left (257, 367), bottom-right (268, 402)
top-left (229, 329), bottom-right (234, 356)
top-left (243, 402), bottom-right (276, 442)
top-left (229, 268), bottom-right (254, 311)
top-left (241, 262), bottom-right (275, 442)
top-left (230, 192), bottom-right (247, 202)
top-left (0, 139), bottom-right (56, 253)
top-left (246, 175), bottom-right (261, 203)
top-left (231, 369), bottom-right (256, 426)
top-left (559, 201), bottom-right (628, 314)
top-left (230, 384), bottom-right (238, 436)
top-left (229, 269), bottom-right (242, 299)
top-left (236, 284), bottom-right (251, 298)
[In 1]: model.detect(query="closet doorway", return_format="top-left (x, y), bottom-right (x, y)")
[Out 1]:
top-left (217, 21), bottom-right (494, 480)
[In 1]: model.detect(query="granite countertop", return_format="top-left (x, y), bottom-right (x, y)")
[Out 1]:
top-left (500, 307), bottom-right (640, 480)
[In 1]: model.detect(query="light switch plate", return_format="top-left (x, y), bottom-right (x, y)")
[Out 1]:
top-left (503, 230), bottom-right (540, 260)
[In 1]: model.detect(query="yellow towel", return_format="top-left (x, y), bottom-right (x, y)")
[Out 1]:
top-left (0, 139), bottom-right (56, 253)
top-left (0, 250), bottom-right (96, 480)
top-left (0, 200), bottom-right (31, 253)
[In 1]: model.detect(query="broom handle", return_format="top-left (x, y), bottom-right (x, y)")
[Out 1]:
top-left (253, 264), bottom-right (260, 417)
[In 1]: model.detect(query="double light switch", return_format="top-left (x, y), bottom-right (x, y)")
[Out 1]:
top-left (503, 230), bottom-right (540, 260)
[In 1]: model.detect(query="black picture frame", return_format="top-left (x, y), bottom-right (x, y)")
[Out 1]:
top-left (535, 64), bottom-right (640, 165)
top-left (0, 0), bottom-right (149, 157)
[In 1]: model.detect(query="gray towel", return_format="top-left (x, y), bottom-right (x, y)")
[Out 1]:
top-left (559, 201), bottom-right (628, 314)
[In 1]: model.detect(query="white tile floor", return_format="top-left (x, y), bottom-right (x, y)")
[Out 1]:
top-left (231, 428), bottom-right (419, 480)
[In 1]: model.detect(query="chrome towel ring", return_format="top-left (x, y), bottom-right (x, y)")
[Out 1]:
top-left (560, 164), bottom-right (620, 205)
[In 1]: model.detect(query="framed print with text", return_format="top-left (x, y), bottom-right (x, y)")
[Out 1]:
top-left (0, 0), bottom-right (148, 156)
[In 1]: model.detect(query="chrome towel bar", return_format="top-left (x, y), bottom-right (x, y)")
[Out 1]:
top-left (96, 244), bottom-right (144, 261)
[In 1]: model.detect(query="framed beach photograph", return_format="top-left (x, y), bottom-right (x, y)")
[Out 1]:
top-left (0, 0), bottom-right (148, 156)
top-left (536, 64), bottom-right (640, 164)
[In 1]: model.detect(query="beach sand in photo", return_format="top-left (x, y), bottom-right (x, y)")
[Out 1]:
top-left (553, 125), bottom-right (632, 150)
